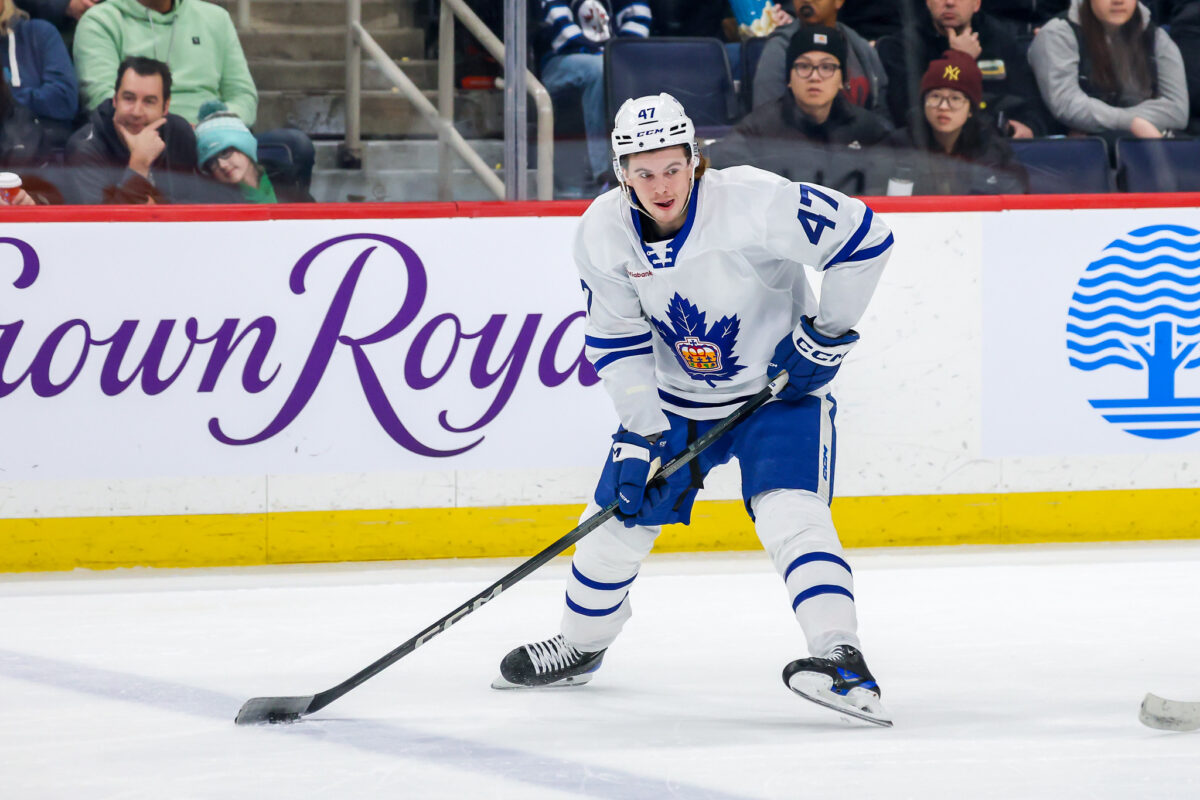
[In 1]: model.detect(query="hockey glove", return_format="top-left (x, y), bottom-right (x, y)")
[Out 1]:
top-left (768, 316), bottom-right (859, 402)
top-left (600, 430), bottom-right (670, 517)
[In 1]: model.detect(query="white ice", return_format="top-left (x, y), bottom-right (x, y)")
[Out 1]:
top-left (2, 541), bottom-right (1198, 798)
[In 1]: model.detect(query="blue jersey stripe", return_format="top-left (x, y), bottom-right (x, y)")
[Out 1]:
top-left (783, 552), bottom-right (853, 582)
top-left (592, 345), bottom-right (653, 373)
top-left (585, 331), bottom-right (652, 349)
top-left (658, 388), bottom-right (759, 409)
top-left (845, 232), bottom-right (894, 263)
top-left (824, 207), bottom-right (874, 270)
top-left (565, 592), bottom-right (627, 617)
top-left (791, 584), bottom-right (854, 610)
top-left (572, 564), bottom-right (638, 590)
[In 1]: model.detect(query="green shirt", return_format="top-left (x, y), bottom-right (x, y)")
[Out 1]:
top-left (240, 171), bottom-right (277, 204)
top-left (74, 0), bottom-right (258, 125)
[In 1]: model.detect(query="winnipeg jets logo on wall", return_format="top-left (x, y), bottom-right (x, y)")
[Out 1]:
top-left (577, 0), bottom-right (611, 42)
top-left (1066, 224), bottom-right (1200, 440)
top-left (650, 293), bottom-right (745, 387)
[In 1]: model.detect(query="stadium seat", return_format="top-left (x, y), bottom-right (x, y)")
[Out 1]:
top-left (255, 129), bottom-right (316, 193)
top-left (740, 35), bottom-right (769, 113)
top-left (1115, 138), bottom-right (1200, 192)
top-left (604, 37), bottom-right (740, 137)
top-left (1010, 137), bottom-right (1114, 193)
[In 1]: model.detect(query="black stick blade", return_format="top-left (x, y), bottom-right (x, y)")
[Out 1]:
top-left (235, 695), bottom-right (314, 725)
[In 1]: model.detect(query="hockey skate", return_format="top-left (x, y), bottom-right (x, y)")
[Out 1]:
top-left (491, 634), bottom-right (606, 689)
top-left (783, 645), bottom-right (892, 727)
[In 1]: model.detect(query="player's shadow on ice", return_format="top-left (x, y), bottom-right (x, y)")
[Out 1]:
top-left (0, 648), bottom-right (758, 800)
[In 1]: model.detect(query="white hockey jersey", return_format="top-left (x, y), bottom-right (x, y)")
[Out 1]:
top-left (575, 165), bottom-right (894, 436)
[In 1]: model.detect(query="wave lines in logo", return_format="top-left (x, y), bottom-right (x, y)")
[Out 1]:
top-left (1066, 224), bottom-right (1200, 440)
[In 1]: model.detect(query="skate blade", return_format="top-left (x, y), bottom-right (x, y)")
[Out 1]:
top-left (786, 672), bottom-right (893, 728)
top-left (490, 672), bottom-right (598, 690)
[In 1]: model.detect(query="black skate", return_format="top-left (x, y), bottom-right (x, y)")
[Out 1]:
top-left (783, 644), bottom-right (892, 727)
top-left (491, 634), bottom-right (606, 689)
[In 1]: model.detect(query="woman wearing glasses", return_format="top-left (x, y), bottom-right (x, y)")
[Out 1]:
top-left (711, 26), bottom-right (890, 189)
top-left (884, 49), bottom-right (1027, 195)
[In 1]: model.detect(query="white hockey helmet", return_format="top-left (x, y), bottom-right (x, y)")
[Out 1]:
top-left (610, 92), bottom-right (698, 175)
top-left (610, 93), bottom-right (699, 216)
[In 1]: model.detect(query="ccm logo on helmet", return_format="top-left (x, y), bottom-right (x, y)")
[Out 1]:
top-left (636, 128), bottom-right (664, 137)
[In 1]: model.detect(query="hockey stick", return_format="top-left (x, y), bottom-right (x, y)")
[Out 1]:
top-left (1139, 693), bottom-right (1200, 732)
top-left (235, 372), bottom-right (789, 725)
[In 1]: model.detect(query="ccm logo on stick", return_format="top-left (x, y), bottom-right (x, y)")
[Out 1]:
top-left (414, 585), bottom-right (503, 648)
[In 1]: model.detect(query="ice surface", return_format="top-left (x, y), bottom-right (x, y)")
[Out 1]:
top-left (2, 542), bottom-right (1198, 798)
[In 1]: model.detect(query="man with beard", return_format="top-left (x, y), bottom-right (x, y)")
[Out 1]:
top-left (875, 0), bottom-right (1049, 134)
top-left (751, 0), bottom-right (888, 115)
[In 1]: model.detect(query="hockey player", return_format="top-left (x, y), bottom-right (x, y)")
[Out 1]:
top-left (492, 93), bottom-right (895, 726)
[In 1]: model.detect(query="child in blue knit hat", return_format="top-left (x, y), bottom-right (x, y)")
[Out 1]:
top-left (195, 100), bottom-right (280, 203)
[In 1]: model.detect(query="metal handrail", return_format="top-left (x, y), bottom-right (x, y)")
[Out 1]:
top-left (235, 0), bottom-right (249, 30)
top-left (345, 0), bottom-right (554, 201)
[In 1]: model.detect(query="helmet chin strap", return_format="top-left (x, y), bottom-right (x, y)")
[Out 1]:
top-left (616, 150), bottom-right (700, 228)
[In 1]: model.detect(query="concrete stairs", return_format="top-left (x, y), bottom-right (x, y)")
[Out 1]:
top-left (212, 0), bottom-right (511, 201)
top-left (311, 139), bottom-right (510, 202)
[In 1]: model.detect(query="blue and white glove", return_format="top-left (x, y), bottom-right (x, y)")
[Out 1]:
top-left (604, 431), bottom-right (669, 516)
top-left (768, 316), bottom-right (859, 402)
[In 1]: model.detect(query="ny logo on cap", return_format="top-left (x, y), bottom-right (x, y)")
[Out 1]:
top-left (943, 65), bottom-right (961, 80)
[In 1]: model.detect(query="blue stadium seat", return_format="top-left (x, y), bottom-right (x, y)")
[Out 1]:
top-left (740, 35), bottom-right (769, 113)
top-left (1116, 138), bottom-right (1200, 192)
top-left (604, 37), bottom-right (740, 137)
top-left (255, 129), bottom-right (316, 193)
top-left (1010, 137), bottom-right (1114, 193)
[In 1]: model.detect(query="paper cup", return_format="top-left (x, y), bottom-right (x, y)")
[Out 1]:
top-left (0, 172), bottom-right (22, 204)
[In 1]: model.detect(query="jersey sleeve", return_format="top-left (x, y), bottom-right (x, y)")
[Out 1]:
top-left (761, 180), bottom-right (894, 337)
top-left (574, 216), bottom-right (670, 437)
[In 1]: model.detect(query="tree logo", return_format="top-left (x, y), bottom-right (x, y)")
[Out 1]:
top-left (1067, 224), bottom-right (1200, 440)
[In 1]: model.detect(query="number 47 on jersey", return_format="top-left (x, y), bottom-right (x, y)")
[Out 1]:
top-left (797, 184), bottom-right (839, 245)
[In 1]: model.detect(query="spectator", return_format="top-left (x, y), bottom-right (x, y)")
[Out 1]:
top-left (716, 25), bottom-right (890, 189)
top-left (876, 0), bottom-right (1050, 135)
top-left (533, 0), bottom-right (652, 195)
top-left (886, 49), bottom-right (1027, 194)
top-left (1168, 0), bottom-right (1200, 133)
top-left (195, 100), bottom-right (313, 203)
top-left (13, 0), bottom-right (97, 50)
top-left (1, 68), bottom-right (62, 202)
top-left (982, 0), bottom-right (1069, 35)
top-left (2, 0), bottom-right (78, 149)
top-left (73, 0), bottom-right (256, 126)
top-left (66, 56), bottom-right (213, 203)
top-left (751, 0), bottom-right (890, 115)
top-left (1030, 0), bottom-right (1189, 140)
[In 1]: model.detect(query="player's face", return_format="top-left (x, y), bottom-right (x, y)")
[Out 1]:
top-left (788, 52), bottom-right (842, 115)
top-left (924, 89), bottom-right (971, 135)
top-left (624, 146), bottom-right (693, 231)
top-left (791, 0), bottom-right (843, 27)
top-left (926, 0), bottom-right (980, 32)
top-left (112, 71), bottom-right (168, 134)
top-left (1090, 0), bottom-right (1136, 27)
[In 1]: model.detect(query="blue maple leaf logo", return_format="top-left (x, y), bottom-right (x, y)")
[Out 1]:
top-left (649, 293), bottom-right (746, 387)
